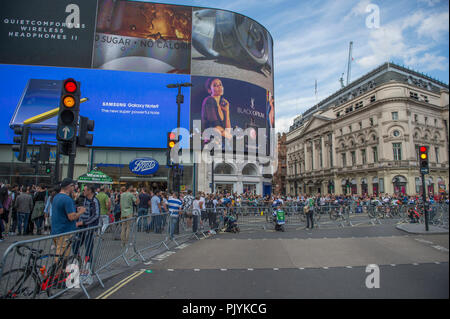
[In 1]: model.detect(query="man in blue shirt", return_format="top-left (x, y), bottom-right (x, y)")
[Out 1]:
top-left (51, 178), bottom-right (86, 262)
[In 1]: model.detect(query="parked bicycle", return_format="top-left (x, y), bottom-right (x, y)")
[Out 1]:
top-left (0, 235), bottom-right (84, 299)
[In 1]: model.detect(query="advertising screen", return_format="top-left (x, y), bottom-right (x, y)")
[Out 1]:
top-left (192, 8), bottom-right (274, 92)
top-left (190, 75), bottom-right (268, 153)
top-left (0, 0), bottom-right (97, 68)
top-left (0, 64), bottom-right (190, 148)
top-left (0, 0), bottom-right (274, 153)
top-left (94, 0), bottom-right (192, 74)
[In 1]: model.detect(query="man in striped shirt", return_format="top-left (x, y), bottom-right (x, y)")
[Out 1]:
top-left (168, 192), bottom-right (182, 240)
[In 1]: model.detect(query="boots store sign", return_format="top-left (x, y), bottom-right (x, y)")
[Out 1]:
top-left (129, 158), bottom-right (159, 176)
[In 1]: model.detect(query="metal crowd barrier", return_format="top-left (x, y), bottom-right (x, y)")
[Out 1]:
top-left (0, 209), bottom-right (217, 299)
top-left (0, 226), bottom-right (101, 299)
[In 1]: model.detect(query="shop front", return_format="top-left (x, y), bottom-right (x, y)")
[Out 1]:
top-left (92, 149), bottom-right (194, 192)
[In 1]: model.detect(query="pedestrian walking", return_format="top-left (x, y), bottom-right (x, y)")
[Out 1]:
top-left (120, 185), bottom-right (139, 247)
top-left (14, 186), bottom-right (33, 235)
top-left (168, 192), bottom-right (182, 240)
top-left (96, 186), bottom-right (111, 232)
top-left (31, 184), bottom-right (46, 235)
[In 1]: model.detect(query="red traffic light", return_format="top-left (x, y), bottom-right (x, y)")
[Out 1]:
top-left (64, 79), bottom-right (77, 93)
top-left (169, 132), bottom-right (176, 140)
top-left (419, 146), bottom-right (427, 153)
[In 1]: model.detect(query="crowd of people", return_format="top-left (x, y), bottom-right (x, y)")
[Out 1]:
top-left (0, 179), bottom-right (448, 242)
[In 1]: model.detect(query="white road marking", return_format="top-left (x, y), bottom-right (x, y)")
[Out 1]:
top-left (432, 245), bottom-right (449, 252)
top-left (144, 261), bottom-right (153, 265)
top-left (167, 269), bottom-right (174, 271)
top-left (415, 238), bottom-right (434, 245)
top-left (346, 266), bottom-right (353, 269)
top-left (412, 263), bottom-right (419, 266)
top-left (220, 269), bottom-right (227, 271)
top-left (273, 268), bottom-right (279, 271)
top-left (247, 268), bottom-right (254, 271)
top-left (391, 264), bottom-right (396, 267)
top-left (194, 269), bottom-right (200, 272)
top-left (323, 267), bottom-right (329, 269)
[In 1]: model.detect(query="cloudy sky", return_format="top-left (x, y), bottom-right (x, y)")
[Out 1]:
top-left (145, 0), bottom-right (449, 133)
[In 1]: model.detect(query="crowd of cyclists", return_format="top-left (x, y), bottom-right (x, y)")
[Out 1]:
top-left (1, 180), bottom-right (449, 242)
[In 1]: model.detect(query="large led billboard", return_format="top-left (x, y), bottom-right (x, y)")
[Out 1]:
top-left (0, 0), bottom-right (274, 152)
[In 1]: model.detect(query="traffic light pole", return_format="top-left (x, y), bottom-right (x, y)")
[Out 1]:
top-left (421, 172), bottom-right (429, 231)
top-left (54, 142), bottom-right (61, 185)
top-left (67, 140), bottom-right (76, 179)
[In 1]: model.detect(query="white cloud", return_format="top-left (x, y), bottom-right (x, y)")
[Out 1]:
top-left (416, 11), bottom-right (449, 40)
top-left (418, 0), bottom-right (442, 6)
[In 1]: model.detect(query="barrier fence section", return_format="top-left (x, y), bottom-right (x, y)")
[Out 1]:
top-left (1, 203), bottom-right (447, 299)
top-left (0, 210), bottom-right (217, 299)
top-left (0, 226), bottom-right (101, 299)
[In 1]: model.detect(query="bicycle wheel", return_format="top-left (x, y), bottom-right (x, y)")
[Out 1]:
top-left (45, 254), bottom-right (82, 298)
top-left (0, 269), bottom-right (40, 299)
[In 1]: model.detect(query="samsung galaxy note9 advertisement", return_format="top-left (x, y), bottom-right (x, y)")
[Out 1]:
top-left (0, 64), bottom-right (190, 148)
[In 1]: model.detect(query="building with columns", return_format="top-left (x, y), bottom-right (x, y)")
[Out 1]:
top-left (273, 132), bottom-right (287, 195)
top-left (286, 62), bottom-right (449, 196)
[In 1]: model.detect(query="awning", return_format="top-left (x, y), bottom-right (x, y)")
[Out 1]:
top-left (78, 170), bottom-right (113, 184)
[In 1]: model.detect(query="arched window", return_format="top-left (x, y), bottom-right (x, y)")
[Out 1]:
top-left (242, 164), bottom-right (258, 176)
top-left (214, 163), bottom-right (235, 175)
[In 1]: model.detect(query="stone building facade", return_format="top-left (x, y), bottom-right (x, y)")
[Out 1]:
top-left (273, 132), bottom-right (287, 195)
top-left (286, 62), bottom-right (449, 196)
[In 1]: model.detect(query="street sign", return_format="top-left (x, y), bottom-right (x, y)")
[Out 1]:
top-left (420, 167), bottom-right (429, 174)
top-left (58, 125), bottom-right (74, 140)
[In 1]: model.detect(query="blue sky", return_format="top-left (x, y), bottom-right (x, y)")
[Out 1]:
top-left (141, 0), bottom-right (449, 133)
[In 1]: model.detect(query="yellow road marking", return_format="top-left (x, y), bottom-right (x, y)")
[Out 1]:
top-left (96, 271), bottom-right (144, 299)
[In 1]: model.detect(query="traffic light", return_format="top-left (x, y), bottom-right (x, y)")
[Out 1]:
top-left (57, 78), bottom-right (80, 154)
top-left (45, 164), bottom-right (52, 174)
top-left (78, 115), bottom-right (95, 146)
top-left (167, 132), bottom-right (177, 149)
top-left (167, 132), bottom-right (177, 166)
top-left (12, 125), bottom-right (30, 162)
top-left (39, 143), bottom-right (51, 162)
top-left (30, 153), bottom-right (39, 170)
top-left (419, 146), bottom-right (429, 174)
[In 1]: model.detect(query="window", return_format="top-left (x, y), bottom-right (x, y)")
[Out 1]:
top-left (393, 130), bottom-right (400, 137)
top-left (434, 119), bottom-right (437, 126)
top-left (361, 149), bottom-right (367, 165)
top-left (421, 95), bottom-right (429, 103)
top-left (410, 92), bottom-right (419, 100)
top-left (379, 178), bottom-right (385, 193)
top-left (349, 125), bottom-right (352, 132)
top-left (372, 147), bottom-right (378, 163)
top-left (341, 153), bottom-right (347, 167)
top-left (415, 177), bottom-right (422, 194)
top-left (414, 114), bottom-right (418, 122)
top-left (336, 112), bottom-right (341, 118)
top-left (392, 112), bottom-right (398, 120)
top-left (435, 147), bottom-right (439, 163)
top-left (393, 143), bottom-right (402, 161)
top-left (355, 101), bottom-right (363, 109)
top-left (359, 122), bottom-right (362, 129)
top-left (351, 151), bottom-right (356, 166)
top-left (370, 95), bottom-right (376, 103)
top-left (340, 128), bottom-right (343, 135)
top-left (425, 117), bottom-right (428, 125)
top-left (415, 145), bottom-right (419, 160)
top-left (370, 118), bottom-right (374, 126)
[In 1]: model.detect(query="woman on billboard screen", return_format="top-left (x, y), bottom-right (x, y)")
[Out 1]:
top-left (201, 78), bottom-right (232, 140)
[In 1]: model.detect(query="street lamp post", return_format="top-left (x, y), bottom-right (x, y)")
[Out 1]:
top-left (167, 82), bottom-right (192, 192)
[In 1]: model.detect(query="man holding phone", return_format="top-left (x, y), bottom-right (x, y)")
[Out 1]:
top-left (51, 178), bottom-right (86, 261)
